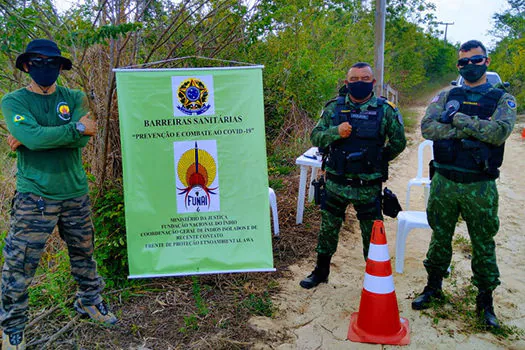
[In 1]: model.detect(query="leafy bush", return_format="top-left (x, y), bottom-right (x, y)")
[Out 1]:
top-left (91, 183), bottom-right (128, 288)
top-left (490, 37), bottom-right (525, 113)
top-left (29, 249), bottom-right (76, 311)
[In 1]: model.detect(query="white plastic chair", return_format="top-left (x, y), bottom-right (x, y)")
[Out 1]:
top-left (269, 188), bottom-right (279, 236)
top-left (395, 140), bottom-right (434, 274)
top-left (405, 140), bottom-right (434, 210)
top-left (395, 210), bottom-right (430, 273)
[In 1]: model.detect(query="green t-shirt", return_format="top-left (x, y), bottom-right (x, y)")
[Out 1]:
top-left (2, 86), bottom-right (91, 200)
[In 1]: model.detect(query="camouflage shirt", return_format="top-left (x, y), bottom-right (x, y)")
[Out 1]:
top-left (421, 83), bottom-right (517, 146)
top-left (421, 83), bottom-right (517, 172)
top-left (311, 93), bottom-right (406, 180)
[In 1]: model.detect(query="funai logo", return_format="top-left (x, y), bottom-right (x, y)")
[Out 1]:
top-left (172, 76), bottom-right (215, 117)
top-left (174, 140), bottom-right (220, 213)
top-left (56, 102), bottom-right (71, 121)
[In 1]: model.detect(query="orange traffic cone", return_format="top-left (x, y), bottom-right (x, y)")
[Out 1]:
top-left (347, 220), bottom-right (410, 345)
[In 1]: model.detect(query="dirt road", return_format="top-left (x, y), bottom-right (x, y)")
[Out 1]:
top-left (250, 103), bottom-right (525, 349)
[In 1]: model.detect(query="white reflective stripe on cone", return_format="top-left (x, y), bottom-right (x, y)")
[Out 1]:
top-left (367, 243), bottom-right (390, 262)
top-left (363, 273), bottom-right (395, 294)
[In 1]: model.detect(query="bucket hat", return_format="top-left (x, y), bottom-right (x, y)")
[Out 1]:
top-left (15, 39), bottom-right (72, 71)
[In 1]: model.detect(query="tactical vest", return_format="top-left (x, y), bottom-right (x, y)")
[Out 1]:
top-left (325, 96), bottom-right (386, 175)
top-left (433, 87), bottom-right (504, 176)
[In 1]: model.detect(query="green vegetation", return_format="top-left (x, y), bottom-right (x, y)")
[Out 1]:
top-left (267, 154), bottom-right (295, 177)
top-left (247, 0), bottom-right (458, 145)
top-left (29, 249), bottom-right (76, 314)
top-left (268, 178), bottom-right (284, 191)
top-left (490, 39), bottom-right (525, 112)
top-left (241, 292), bottom-right (275, 317)
top-left (180, 314), bottom-right (200, 333)
top-left (490, 0), bottom-right (525, 112)
top-left (192, 276), bottom-right (210, 316)
top-left (0, 0), bottom-right (522, 348)
top-left (91, 183), bottom-right (129, 288)
top-left (422, 273), bottom-right (524, 340)
top-left (0, 0), bottom-right (459, 185)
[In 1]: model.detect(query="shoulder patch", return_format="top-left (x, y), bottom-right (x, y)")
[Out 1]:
top-left (385, 100), bottom-right (397, 110)
top-left (507, 100), bottom-right (516, 109)
top-left (13, 115), bottom-right (25, 123)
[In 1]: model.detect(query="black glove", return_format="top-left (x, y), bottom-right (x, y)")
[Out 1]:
top-left (439, 100), bottom-right (460, 124)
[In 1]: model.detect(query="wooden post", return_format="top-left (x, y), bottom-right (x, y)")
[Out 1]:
top-left (374, 0), bottom-right (386, 97)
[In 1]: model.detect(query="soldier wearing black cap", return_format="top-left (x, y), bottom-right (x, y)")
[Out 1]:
top-left (1, 39), bottom-right (117, 350)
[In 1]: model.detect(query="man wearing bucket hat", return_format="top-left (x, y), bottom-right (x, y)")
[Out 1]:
top-left (1, 39), bottom-right (117, 349)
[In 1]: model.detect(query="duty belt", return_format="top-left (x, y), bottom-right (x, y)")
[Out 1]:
top-left (435, 168), bottom-right (496, 183)
top-left (326, 173), bottom-right (382, 187)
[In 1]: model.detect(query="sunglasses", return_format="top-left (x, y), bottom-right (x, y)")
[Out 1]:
top-left (457, 55), bottom-right (487, 67)
top-left (28, 57), bottom-right (61, 69)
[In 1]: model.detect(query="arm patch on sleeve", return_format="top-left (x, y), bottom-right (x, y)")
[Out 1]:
top-left (397, 113), bottom-right (404, 126)
top-left (13, 114), bottom-right (25, 123)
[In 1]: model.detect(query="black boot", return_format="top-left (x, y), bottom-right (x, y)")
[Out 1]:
top-left (476, 290), bottom-right (500, 328)
top-left (300, 254), bottom-right (331, 289)
top-left (411, 275), bottom-right (444, 310)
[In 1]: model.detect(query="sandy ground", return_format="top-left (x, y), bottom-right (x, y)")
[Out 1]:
top-left (249, 104), bottom-right (525, 349)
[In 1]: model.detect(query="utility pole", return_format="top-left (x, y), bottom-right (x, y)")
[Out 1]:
top-left (374, 0), bottom-right (386, 96)
top-left (435, 21), bottom-right (454, 44)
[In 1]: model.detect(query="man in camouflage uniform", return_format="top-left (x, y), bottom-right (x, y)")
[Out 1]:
top-left (412, 40), bottom-right (517, 329)
top-left (300, 62), bottom-right (406, 289)
top-left (1, 39), bottom-right (117, 350)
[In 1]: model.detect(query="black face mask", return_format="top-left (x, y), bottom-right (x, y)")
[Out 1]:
top-left (459, 64), bottom-right (487, 83)
top-left (347, 81), bottom-right (374, 100)
top-left (28, 65), bottom-right (60, 87)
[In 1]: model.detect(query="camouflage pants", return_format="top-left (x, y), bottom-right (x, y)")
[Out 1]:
top-left (0, 192), bottom-right (105, 334)
top-left (316, 180), bottom-right (383, 259)
top-left (424, 172), bottom-right (500, 291)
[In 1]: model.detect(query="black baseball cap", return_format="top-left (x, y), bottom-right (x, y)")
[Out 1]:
top-left (15, 39), bottom-right (73, 71)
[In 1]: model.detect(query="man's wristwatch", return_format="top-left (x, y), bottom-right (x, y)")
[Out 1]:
top-left (75, 122), bottom-right (86, 135)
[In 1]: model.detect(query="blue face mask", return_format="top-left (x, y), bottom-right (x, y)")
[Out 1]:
top-left (347, 81), bottom-right (374, 100)
top-left (28, 65), bottom-right (60, 87)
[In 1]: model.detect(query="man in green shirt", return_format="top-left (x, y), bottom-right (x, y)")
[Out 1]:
top-left (1, 39), bottom-right (117, 350)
